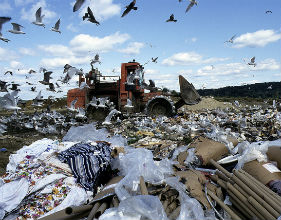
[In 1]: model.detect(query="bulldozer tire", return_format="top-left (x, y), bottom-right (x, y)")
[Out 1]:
top-left (145, 96), bottom-right (175, 117)
top-left (86, 105), bottom-right (110, 122)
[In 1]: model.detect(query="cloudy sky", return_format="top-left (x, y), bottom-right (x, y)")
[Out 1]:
top-left (0, 0), bottom-right (280, 100)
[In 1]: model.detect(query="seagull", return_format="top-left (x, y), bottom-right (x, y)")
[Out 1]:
top-left (0, 80), bottom-right (8, 92)
top-left (8, 23), bottom-right (25, 34)
top-left (33, 90), bottom-right (43, 106)
top-left (69, 97), bottom-right (78, 112)
top-left (0, 17), bottom-right (11, 42)
top-left (75, 107), bottom-right (86, 119)
top-left (4, 71), bottom-right (13, 76)
top-left (83, 7), bottom-right (100, 25)
top-left (55, 82), bottom-right (61, 88)
top-left (31, 86), bottom-right (36, 92)
top-left (32, 7), bottom-right (45, 28)
top-left (149, 79), bottom-right (155, 87)
top-left (39, 67), bottom-right (47, 73)
top-left (225, 35), bottom-right (236, 43)
top-left (62, 64), bottom-right (83, 83)
top-left (121, 0), bottom-right (137, 17)
top-left (211, 65), bottom-right (215, 70)
top-left (166, 14), bottom-right (177, 22)
top-left (48, 83), bottom-right (55, 91)
top-left (267, 85), bottom-right (272, 90)
top-left (11, 83), bottom-right (20, 91)
top-left (39, 70), bottom-right (53, 85)
top-left (90, 54), bottom-right (101, 66)
top-left (248, 56), bottom-right (256, 67)
top-left (2, 90), bottom-right (21, 110)
top-left (151, 57), bottom-right (158, 63)
top-left (51, 19), bottom-right (61, 33)
top-left (73, 0), bottom-right (85, 12)
top-left (28, 69), bottom-right (36, 74)
top-left (186, 0), bottom-right (197, 13)
top-left (265, 10), bottom-right (272, 14)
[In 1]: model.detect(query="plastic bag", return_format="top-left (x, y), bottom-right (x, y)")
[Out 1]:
top-left (99, 208), bottom-right (141, 220)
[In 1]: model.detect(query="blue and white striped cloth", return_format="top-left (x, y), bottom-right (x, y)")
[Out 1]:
top-left (58, 142), bottom-right (112, 191)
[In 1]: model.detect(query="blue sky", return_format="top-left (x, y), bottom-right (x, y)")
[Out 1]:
top-left (0, 0), bottom-right (280, 100)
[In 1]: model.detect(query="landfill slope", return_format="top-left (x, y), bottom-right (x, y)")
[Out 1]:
top-left (180, 97), bottom-right (233, 111)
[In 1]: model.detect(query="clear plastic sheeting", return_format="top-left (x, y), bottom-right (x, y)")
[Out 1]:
top-left (99, 208), bottom-right (141, 220)
top-left (62, 123), bottom-right (127, 147)
top-left (115, 148), bottom-right (174, 201)
top-left (0, 178), bottom-right (29, 216)
top-left (236, 139), bottom-right (281, 169)
top-left (118, 195), bottom-right (168, 220)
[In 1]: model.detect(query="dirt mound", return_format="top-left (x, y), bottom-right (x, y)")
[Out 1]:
top-left (180, 97), bottom-right (233, 111)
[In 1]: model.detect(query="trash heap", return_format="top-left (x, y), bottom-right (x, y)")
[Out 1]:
top-left (0, 103), bottom-right (281, 220)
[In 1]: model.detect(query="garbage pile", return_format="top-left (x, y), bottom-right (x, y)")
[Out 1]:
top-left (0, 103), bottom-right (281, 220)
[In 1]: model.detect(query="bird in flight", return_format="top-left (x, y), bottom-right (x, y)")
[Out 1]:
top-left (4, 71), bottom-right (13, 76)
top-left (248, 56), bottom-right (257, 67)
top-left (166, 14), bottom-right (177, 22)
top-left (186, 0), bottom-right (197, 13)
top-left (73, 0), bottom-right (85, 12)
top-left (28, 69), bottom-right (36, 74)
top-left (40, 70), bottom-right (53, 85)
top-left (265, 10), bottom-right (272, 14)
top-left (91, 54), bottom-right (101, 66)
top-left (32, 7), bottom-right (45, 28)
top-left (83, 7), bottom-right (100, 25)
top-left (121, 0), bottom-right (137, 17)
top-left (51, 19), bottom-right (61, 33)
top-left (225, 35), bottom-right (236, 43)
top-left (0, 17), bottom-right (11, 42)
top-left (151, 57), bottom-right (158, 63)
top-left (8, 23), bottom-right (25, 34)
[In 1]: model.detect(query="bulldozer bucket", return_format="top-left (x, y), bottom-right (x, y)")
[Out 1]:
top-left (174, 75), bottom-right (201, 110)
top-left (179, 75), bottom-right (201, 105)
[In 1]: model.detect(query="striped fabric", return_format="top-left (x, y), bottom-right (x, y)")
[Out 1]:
top-left (58, 142), bottom-right (112, 191)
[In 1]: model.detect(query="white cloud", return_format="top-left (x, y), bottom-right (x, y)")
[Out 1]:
top-left (0, 1), bottom-right (12, 12)
top-left (191, 37), bottom-right (197, 42)
top-left (19, 48), bottom-right (36, 56)
top-left (66, 23), bottom-right (78, 32)
top-left (10, 61), bottom-right (23, 69)
top-left (14, 0), bottom-right (35, 6)
top-left (78, 0), bottom-right (121, 21)
top-left (233, 29), bottom-right (281, 48)
top-left (21, 0), bottom-right (57, 23)
top-left (118, 42), bottom-right (144, 55)
top-left (144, 69), bottom-right (159, 74)
top-left (0, 47), bottom-right (18, 61)
top-left (70, 32), bottom-right (130, 53)
top-left (38, 45), bottom-right (74, 57)
top-left (40, 56), bottom-right (92, 69)
top-left (162, 52), bottom-right (228, 66)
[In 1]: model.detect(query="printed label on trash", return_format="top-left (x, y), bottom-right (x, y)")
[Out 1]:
top-left (263, 163), bottom-right (281, 173)
top-left (132, 180), bottom-right (139, 191)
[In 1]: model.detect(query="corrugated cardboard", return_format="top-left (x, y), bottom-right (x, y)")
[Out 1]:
top-left (243, 160), bottom-right (281, 185)
top-left (191, 136), bottom-right (229, 166)
top-left (267, 146), bottom-right (281, 170)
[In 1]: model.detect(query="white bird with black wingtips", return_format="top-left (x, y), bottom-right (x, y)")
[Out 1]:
top-left (8, 23), bottom-right (25, 34)
top-left (0, 17), bottom-right (11, 42)
top-left (51, 19), bottom-right (61, 33)
top-left (32, 7), bottom-right (45, 28)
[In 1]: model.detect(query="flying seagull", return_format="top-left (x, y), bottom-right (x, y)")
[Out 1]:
top-left (39, 70), bottom-right (53, 85)
top-left (90, 53), bottom-right (101, 66)
top-left (225, 35), bottom-right (236, 43)
top-left (0, 80), bottom-right (8, 92)
top-left (121, 0), bottom-right (137, 17)
top-left (0, 17), bottom-right (11, 42)
top-left (83, 7), bottom-right (100, 25)
top-left (186, 0), bottom-right (197, 13)
top-left (51, 19), bottom-right (61, 33)
top-left (28, 69), bottom-right (36, 74)
top-left (265, 10), bottom-right (272, 14)
top-left (79, 81), bottom-right (90, 90)
top-left (2, 90), bottom-right (21, 110)
top-left (73, 0), bottom-right (85, 12)
top-left (32, 7), bottom-right (45, 28)
top-left (166, 14), bottom-right (177, 22)
top-left (62, 64), bottom-right (83, 83)
top-left (68, 97), bottom-right (78, 112)
top-left (4, 70), bottom-right (13, 76)
top-left (33, 90), bottom-right (43, 106)
top-left (8, 23), bottom-right (25, 34)
top-left (48, 83), bottom-right (55, 92)
top-left (152, 57), bottom-right (158, 63)
top-left (11, 83), bottom-right (20, 91)
top-left (31, 86), bottom-right (36, 92)
top-left (248, 56), bottom-right (256, 67)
